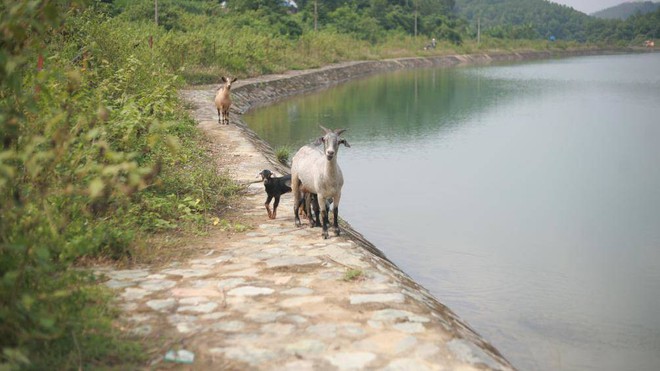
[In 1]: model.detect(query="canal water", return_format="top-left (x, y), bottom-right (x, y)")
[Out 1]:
top-left (243, 53), bottom-right (660, 371)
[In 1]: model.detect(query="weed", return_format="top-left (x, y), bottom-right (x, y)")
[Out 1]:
top-left (343, 269), bottom-right (365, 282)
top-left (213, 218), bottom-right (252, 233)
top-left (276, 146), bottom-right (292, 165)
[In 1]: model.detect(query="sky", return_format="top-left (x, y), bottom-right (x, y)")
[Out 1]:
top-left (550, 0), bottom-right (632, 14)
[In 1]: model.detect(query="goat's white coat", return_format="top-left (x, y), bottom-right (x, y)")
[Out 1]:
top-left (292, 145), bottom-right (344, 202)
top-left (291, 129), bottom-right (347, 238)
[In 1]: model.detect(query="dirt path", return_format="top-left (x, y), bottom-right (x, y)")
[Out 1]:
top-left (95, 70), bottom-right (515, 370)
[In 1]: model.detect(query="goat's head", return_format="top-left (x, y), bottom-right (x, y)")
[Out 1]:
top-left (257, 169), bottom-right (273, 183)
top-left (315, 125), bottom-right (350, 161)
top-left (220, 76), bottom-right (238, 90)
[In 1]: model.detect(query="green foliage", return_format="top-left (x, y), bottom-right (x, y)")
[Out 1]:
top-left (275, 145), bottom-right (292, 165)
top-left (342, 269), bottom-right (364, 281)
top-left (327, 4), bottom-right (385, 43)
top-left (455, 0), bottom-right (660, 42)
top-left (592, 1), bottom-right (660, 20)
top-left (456, 0), bottom-right (592, 40)
top-left (215, 218), bottom-right (252, 233)
top-left (0, 1), bottom-right (238, 368)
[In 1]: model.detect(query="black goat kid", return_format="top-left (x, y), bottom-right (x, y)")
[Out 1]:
top-left (258, 170), bottom-right (291, 219)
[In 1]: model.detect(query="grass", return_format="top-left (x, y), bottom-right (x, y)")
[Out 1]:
top-left (275, 146), bottom-right (292, 165)
top-left (343, 269), bottom-right (365, 282)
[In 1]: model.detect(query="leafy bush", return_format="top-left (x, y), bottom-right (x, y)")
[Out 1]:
top-left (0, 2), bottom-right (238, 368)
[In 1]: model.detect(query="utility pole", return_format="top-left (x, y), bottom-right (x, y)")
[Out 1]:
top-left (477, 16), bottom-right (481, 46)
top-left (414, 0), bottom-right (418, 38)
top-left (155, 0), bottom-right (158, 25)
top-left (414, 8), bottom-right (418, 38)
top-left (314, 0), bottom-right (318, 32)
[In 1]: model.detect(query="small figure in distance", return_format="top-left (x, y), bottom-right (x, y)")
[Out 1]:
top-left (424, 38), bottom-right (437, 50)
top-left (215, 76), bottom-right (237, 125)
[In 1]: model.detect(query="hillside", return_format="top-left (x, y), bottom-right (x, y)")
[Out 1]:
top-left (591, 1), bottom-right (660, 20)
top-left (454, 0), bottom-right (593, 40)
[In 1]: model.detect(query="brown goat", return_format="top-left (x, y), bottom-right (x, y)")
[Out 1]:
top-left (214, 76), bottom-right (237, 125)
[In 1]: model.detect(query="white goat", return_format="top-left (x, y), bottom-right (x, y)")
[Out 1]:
top-left (291, 126), bottom-right (350, 239)
top-left (214, 76), bottom-right (237, 125)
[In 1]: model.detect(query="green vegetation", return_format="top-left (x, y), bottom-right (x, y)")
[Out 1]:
top-left (592, 1), bottom-right (660, 20)
top-left (0, 1), bottom-right (237, 369)
top-left (276, 145), bottom-right (292, 165)
top-left (1, 0), bottom-right (657, 368)
top-left (214, 218), bottom-right (252, 233)
top-left (456, 0), bottom-right (591, 40)
top-left (343, 269), bottom-right (365, 282)
top-left (455, 0), bottom-right (660, 44)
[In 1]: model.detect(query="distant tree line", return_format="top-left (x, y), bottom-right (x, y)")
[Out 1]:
top-left (591, 1), bottom-right (660, 20)
top-left (455, 0), bottom-right (660, 43)
top-left (104, 0), bottom-right (659, 45)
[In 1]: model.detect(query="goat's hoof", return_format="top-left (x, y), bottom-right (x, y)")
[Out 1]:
top-left (322, 232), bottom-right (329, 239)
top-left (334, 229), bottom-right (341, 236)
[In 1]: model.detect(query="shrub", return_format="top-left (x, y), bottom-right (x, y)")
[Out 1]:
top-left (0, 2), bottom-right (238, 368)
top-left (276, 145), bottom-right (292, 165)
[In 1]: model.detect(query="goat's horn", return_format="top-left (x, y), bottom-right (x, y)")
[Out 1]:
top-left (319, 125), bottom-right (331, 134)
top-left (335, 128), bottom-right (347, 135)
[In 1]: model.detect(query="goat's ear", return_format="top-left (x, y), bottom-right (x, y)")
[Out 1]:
top-left (340, 139), bottom-right (351, 148)
top-left (313, 137), bottom-right (324, 146)
top-left (231, 77), bottom-right (237, 83)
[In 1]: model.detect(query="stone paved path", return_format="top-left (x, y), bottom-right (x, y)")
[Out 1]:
top-left (95, 73), bottom-right (515, 370)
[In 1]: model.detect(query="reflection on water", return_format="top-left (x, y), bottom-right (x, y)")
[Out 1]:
top-left (244, 53), bottom-right (660, 371)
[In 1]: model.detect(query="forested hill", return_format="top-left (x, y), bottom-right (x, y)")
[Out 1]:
top-left (454, 0), bottom-right (593, 40)
top-left (591, 1), bottom-right (660, 20)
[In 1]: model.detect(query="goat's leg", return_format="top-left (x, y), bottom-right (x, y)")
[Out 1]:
top-left (223, 108), bottom-right (229, 125)
top-left (320, 196), bottom-right (330, 239)
top-left (302, 193), bottom-right (309, 219)
top-left (304, 193), bottom-right (314, 227)
top-left (296, 196), bottom-right (306, 221)
top-left (311, 194), bottom-right (321, 227)
top-left (333, 206), bottom-right (340, 236)
top-left (265, 195), bottom-right (273, 219)
top-left (299, 196), bottom-right (308, 219)
top-left (217, 108), bottom-right (222, 124)
top-left (332, 194), bottom-right (341, 236)
top-left (292, 177), bottom-right (302, 227)
top-left (272, 196), bottom-right (280, 219)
